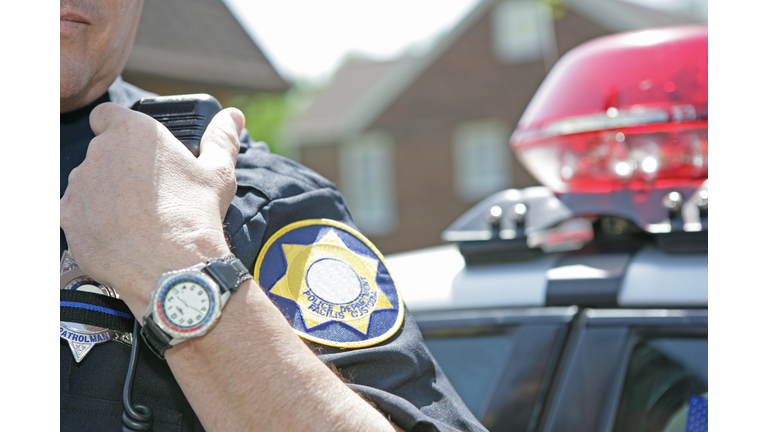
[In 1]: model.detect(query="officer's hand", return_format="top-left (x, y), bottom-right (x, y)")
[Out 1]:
top-left (60, 102), bottom-right (245, 318)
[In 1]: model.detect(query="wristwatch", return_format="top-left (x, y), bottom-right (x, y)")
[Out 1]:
top-left (141, 254), bottom-right (252, 359)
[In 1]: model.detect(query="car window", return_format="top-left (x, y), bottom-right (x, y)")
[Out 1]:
top-left (424, 329), bottom-right (517, 418)
top-left (415, 309), bottom-right (575, 431)
top-left (613, 337), bottom-right (708, 432)
top-left (541, 327), bottom-right (630, 432)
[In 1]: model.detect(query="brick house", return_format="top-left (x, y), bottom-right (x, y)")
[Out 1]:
top-left (287, 0), bottom-right (700, 254)
top-left (122, 0), bottom-right (287, 105)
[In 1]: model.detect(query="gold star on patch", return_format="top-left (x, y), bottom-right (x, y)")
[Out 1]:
top-left (268, 230), bottom-right (395, 335)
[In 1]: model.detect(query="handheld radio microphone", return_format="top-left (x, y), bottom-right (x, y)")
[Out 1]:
top-left (131, 93), bottom-right (223, 157)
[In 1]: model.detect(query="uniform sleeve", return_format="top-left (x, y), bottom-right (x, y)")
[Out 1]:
top-left (224, 132), bottom-right (488, 432)
top-left (317, 314), bottom-right (488, 432)
top-left (223, 132), bottom-right (358, 270)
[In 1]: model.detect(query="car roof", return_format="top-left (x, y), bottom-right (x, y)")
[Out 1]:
top-left (385, 242), bottom-right (707, 312)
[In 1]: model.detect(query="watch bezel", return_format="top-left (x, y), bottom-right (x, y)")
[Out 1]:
top-left (151, 270), bottom-right (222, 340)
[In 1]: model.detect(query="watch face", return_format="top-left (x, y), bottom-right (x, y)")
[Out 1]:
top-left (156, 273), bottom-right (218, 336)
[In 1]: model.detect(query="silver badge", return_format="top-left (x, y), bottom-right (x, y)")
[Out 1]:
top-left (60, 251), bottom-right (132, 362)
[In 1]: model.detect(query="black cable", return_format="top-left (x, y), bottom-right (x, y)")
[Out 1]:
top-left (122, 320), bottom-right (154, 431)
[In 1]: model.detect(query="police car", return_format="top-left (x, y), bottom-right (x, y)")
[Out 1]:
top-left (386, 26), bottom-right (708, 432)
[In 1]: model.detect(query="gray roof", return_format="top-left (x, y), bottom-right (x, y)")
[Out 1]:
top-left (288, 58), bottom-right (419, 145)
top-left (287, 0), bottom-right (701, 147)
top-left (125, 0), bottom-right (287, 92)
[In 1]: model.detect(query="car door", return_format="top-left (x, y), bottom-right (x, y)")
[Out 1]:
top-left (536, 309), bottom-right (708, 432)
top-left (413, 307), bottom-right (577, 432)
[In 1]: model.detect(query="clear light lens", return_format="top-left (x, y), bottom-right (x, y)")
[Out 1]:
top-left (615, 161), bottom-right (633, 177)
top-left (641, 157), bottom-right (658, 173)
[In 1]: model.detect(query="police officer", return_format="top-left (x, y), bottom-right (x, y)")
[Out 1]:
top-left (60, 1), bottom-right (486, 431)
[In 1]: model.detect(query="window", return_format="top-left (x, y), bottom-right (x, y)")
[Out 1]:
top-left (491, 0), bottom-right (557, 64)
top-left (339, 130), bottom-right (397, 236)
top-left (613, 338), bottom-right (708, 432)
top-left (416, 311), bottom-right (574, 431)
top-left (452, 119), bottom-right (513, 202)
top-left (424, 330), bottom-right (517, 418)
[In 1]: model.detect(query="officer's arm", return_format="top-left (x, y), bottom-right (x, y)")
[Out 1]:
top-left (166, 278), bottom-right (405, 432)
top-left (60, 103), bottom-right (405, 432)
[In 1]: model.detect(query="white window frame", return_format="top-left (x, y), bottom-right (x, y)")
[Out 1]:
top-left (339, 130), bottom-right (398, 236)
top-left (491, 0), bottom-right (558, 66)
top-left (452, 119), bottom-right (513, 202)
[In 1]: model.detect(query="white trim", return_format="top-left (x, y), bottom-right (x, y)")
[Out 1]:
top-left (339, 130), bottom-right (398, 236)
top-left (491, 0), bottom-right (558, 68)
top-left (451, 119), bottom-right (513, 202)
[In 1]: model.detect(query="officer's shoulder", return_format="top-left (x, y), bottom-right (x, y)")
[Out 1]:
top-left (235, 133), bottom-right (340, 201)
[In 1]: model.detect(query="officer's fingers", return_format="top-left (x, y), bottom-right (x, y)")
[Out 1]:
top-left (197, 108), bottom-right (244, 172)
top-left (89, 102), bottom-right (142, 136)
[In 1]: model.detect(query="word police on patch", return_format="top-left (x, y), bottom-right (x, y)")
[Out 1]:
top-left (254, 219), bottom-right (404, 348)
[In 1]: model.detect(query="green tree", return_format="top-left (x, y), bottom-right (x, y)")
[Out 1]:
top-left (231, 80), bottom-right (324, 158)
top-left (231, 92), bottom-right (291, 156)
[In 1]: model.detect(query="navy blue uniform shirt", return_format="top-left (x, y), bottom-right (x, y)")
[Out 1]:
top-left (60, 78), bottom-right (487, 432)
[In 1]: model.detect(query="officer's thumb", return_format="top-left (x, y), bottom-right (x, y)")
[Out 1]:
top-left (197, 108), bottom-right (245, 171)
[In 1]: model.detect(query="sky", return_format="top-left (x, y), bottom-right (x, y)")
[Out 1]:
top-left (224, 0), bottom-right (483, 82)
top-left (224, 0), bottom-right (706, 83)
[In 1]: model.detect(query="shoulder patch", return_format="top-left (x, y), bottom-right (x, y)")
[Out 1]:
top-left (254, 219), bottom-right (404, 348)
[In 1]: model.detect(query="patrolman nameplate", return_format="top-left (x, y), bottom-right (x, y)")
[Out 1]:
top-left (60, 251), bottom-right (132, 363)
top-left (254, 219), bottom-right (404, 348)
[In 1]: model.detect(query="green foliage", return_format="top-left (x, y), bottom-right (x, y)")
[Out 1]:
top-left (230, 92), bottom-right (292, 156)
top-left (230, 80), bottom-right (324, 158)
top-left (539, 0), bottom-right (568, 19)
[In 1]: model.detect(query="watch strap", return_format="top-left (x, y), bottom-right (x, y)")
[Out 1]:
top-left (204, 254), bottom-right (252, 293)
top-left (140, 317), bottom-right (173, 359)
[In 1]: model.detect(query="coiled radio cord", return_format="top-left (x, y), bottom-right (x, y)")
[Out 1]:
top-left (122, 319), bottom-right (154, 431)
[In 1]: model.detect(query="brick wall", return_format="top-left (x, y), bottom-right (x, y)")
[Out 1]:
top-left (300, 144), bottom-right (340, 186)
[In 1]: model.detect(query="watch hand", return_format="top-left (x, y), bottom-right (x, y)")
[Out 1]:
top-left (187, 304), bottom-right (203, 315)
top-left (177, 293), bottom-right (204, 315)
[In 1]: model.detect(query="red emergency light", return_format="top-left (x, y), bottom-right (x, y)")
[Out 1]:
top-left (511, 26), bottom-right (708, 194)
